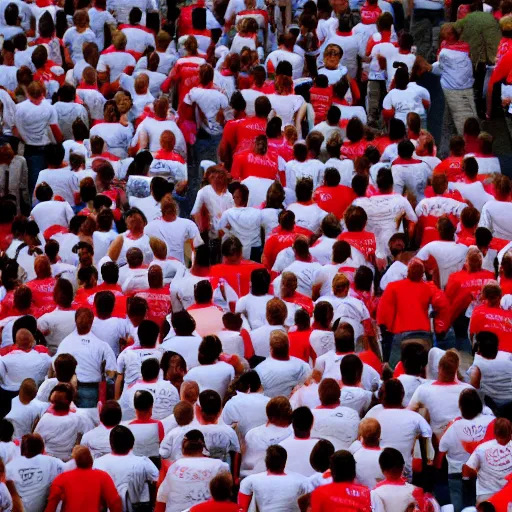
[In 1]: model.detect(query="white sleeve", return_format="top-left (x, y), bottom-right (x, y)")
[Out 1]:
top-left (102, 344), bottom-right (117, 373)
top-left (408, 386), bottom-right (424, 411)
top-left (415, 244), bottom-right (432, 262)
top-left (466, 447), bottom-right (481, 471)
top-left (239, 475), bottom-right (255, 497)
top-left (190, 189), bottom-right (205, 216)
top-left (96, 55), bottom-right (108, 73)
top-left (156, 465), bottom-right (173, 503)
top-left (417, 414), bottom-right (433, 438)
top-left (479, 204), bottom-right (492, 230)
top-left (403, 198), bottom-right (418, 223)
top-left (382, 91), bottom-right (393, 110)
top-left (65, 203), bottom-right (74, 225)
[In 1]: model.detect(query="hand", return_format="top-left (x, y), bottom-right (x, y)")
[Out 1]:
top-left (174, 180), bottom-right (188, 196)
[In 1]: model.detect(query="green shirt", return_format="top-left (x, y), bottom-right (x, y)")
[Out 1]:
top-left (455, 11), bottom-right (501, 65)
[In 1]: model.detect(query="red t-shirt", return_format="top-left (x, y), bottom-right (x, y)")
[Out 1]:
top-left (359, 349), bottom-right (382, 376)
top-left (263, 227), bottom-right (311, 270)
top-left (77, 283), bottom-right (127, 318)
top-left (283, 292), bottom-right (314, 316)
top-left (311, 482), bottom-right (372, 512)
top-left (133, 286), bottom-right (171, 327)
top-left (433, 156), bottom-right (465, 182)
top-left (470, 304), bottom-right (512, 352)
top-left (267, 136), bottom-right (294, 162)
top-left (338, 231), bottom-right (376, 260)
top-left (340, 140), bottom-right (368, 160)
top-left (27, 277), bottom-right (57, 316)
top-left (231, 150), bottom-right (280, 181)
top-left (310, 86), bottom-right (333, 124)
top-left (289, 329), bottom-right (313, 362)
top-left (191, 500), bottom-right (240, 512)
top-left (0, 223), bottom-right (12, 252)
top-left (209, 260), bottom-right (265, 297)
top-left (313, 185), bottom-right (356, 220)
top-left (234, 117), bottom-right (267, 153)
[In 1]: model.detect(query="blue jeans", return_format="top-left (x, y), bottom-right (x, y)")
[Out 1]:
top-left (24, 145), bottom-right (47, 197)
top-left (76, 383), bottom-right (99, 408)
top-left (390, 331), bottom-right (433, 368)
top-left (189, 130), bottom-right (222, 203)
top-left (448, 474), bottom-right (476, 512)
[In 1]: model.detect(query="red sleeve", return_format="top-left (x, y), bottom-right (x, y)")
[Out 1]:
top-left (238, 492), bottom-right (252, 512)
top-left (488, 51), bottom-right (512, 100)
top-left (429, 285), bottom-right (451, 334)
top-left (230, 153), bottom-right (244, 181)
top-left (349, 78), bottom-right (360, 104)
top-left (469, 308), bottom-right (483, 338)
top-left (376, 284), bottom-right (397, 331)
top-left (310, 488), bottom-right (323, 512)
top-left (444, 275), bottom-right (460, 304)
top-left (241, 328), bottom-right (255, 360)
top-left (101, 472), bottom-right (123, 512)
top-left (44, 476), bottom-right (65, 512)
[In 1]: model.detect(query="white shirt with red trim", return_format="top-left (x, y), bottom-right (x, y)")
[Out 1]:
top-left (382, 84), bottom-right (430, 124)
top-left (219, 207), bottom-right (262, 259)
top-left (191, 185), bottom-right (235, 239)
top-left (397, 374), bottom-right (428, 407)
top-left (30, 201), bottom-right (74, 235)
top-left (222, 391), bottom-right (270, 438)
top-left (313, 262), bottom-right (358, 298)
top-left (391, 158), bottom-right (431, 202)
top-left (123, 417), bottom-right (164, 458)
top-left (34, 408), bottom-right (84, 461)
top-left (94, 452), bottom-right (159, 510)
top-left (309, 330), bottom-right (336, 359)
top-left (184, 87), bottom-right (229, 136)
top-left (278, 260), bottom-right (323, 298)
top-left (81, 423), bottom-right (116, 459)
top-left (156, 457), bottom-right (230, 512)
top-left (97, 52), bottom-right (137, 83)
top-left (439, 412), bottom-right (495, 474)
top-left (216, 330), bottom-right (245, 358)
top-left (267, 93), bottom-right (305, 127)
top-left (365, 405), bottom-right (432, 479)
top-left (265, 49), bottom-right (304, 79)
top-left (242, 423), bottom-right (293, 476)
top-left (183, 361), bottom-right (235, 399)
top-left (0, 348), bottom-right (51, 391)
top-left (278, 437), bottom-right (320, 477)
top-left (159, 335), bottom-right (202, 369)
top-left (311, 405), bottom-right (360, 450)
top-left (408, 380), bottom-right (473, 438)
top-left (480, 199), bottom-right (512, 241)
top-left (309, 236), bottom-right (339, 266)
top-left (56, 330), bottom-right (117, 383)
top-left (91, 317), bottom-right (130, 358)
top-left (255, 356), bottom-right (310, 398)
top-left (290, 382), bottom-right (321, 410)
top-left (286, 202), bottom-right (328, 234)
top-left (0, 441), bottom-right (19, 465)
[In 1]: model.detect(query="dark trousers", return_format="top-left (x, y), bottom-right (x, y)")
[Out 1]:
top-left (76, 382), bottom-right (99, 408)
top-left (474, 62), bottom-right (487, 117)
top-left (24, 145), bottom-right (47, 197)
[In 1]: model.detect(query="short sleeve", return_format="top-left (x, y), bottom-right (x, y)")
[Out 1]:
top-left (97, 56), bottom-right (107, 73)
top-left (408, 386), bottom-right (424, 411)
top-left (156, 464), bottom-right (174, 503)
top-left (439, 424), bottom-right (455, 453)
top-left (190, 189), bottom-right (205, 216)
top-left (102, 344), bottom-right (117, 373)
top-left (228, 428), bottom-right (241, 453)
top-left (466, 446), bottom-right (481, 471)
top-left (48, 105), bottom-right (58, 125)
top-left (239, 474), bottom-right (255, 496)
top-left (417, 413), bottom-right (433, 438)
top-left (415, 244), bottom-right (431, 262)
top-left (116, 352), bottom-right (126, 374)
top-left (382, 91), bottom-right (393, 111)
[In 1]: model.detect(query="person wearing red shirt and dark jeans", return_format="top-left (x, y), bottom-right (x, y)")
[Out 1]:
top-left (377, 259), bottom-right (451, 367)
top-left (44, 446), bottom-right (122, 512)
top-left (210, 236), bottom-right (264, 298)
top-left (311, 449), bottom-right (372, 511)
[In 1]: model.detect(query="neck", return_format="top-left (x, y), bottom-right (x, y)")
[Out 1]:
top-left (135, 410), bottom-right (152, 421)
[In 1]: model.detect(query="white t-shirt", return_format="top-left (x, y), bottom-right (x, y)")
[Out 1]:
top-left (439, 413), bottom-right (495, 474)
top-left (135, 117), bottom-right (186, 156)
top-left (398, 374), bottom-right (427, 407)
top-left (145, 218), bottom-right (201, 263)
top-left (242, 423), bottom-right (293, 476)
top-left (35, 168), bottom-right (78, 207)
top-left (352, 445), bottom-right (384, 489)
top-left (184, 87), bottom-right (229, 136)
top-left (479, 199), bottom-right (512, 241)
top-left (30, 200), bottom-right (74, 234)
top-left (6, 454), bottom-right (64, 512)
top-left (240, 471), bottom-right (308, 511)
top-left (365, 404), bottom-right (432, 478)
top-left (80, 423), bottom-right (116, 459)
top-left (285, 160), bottom-right (325, 191)
top-left (311, 405), bottom-right (360, 450)
top-left (466, 439), bottom-right (512, 497)
top-left (34, 409), bottom-right (84, 461)
top-left (183, 361), bottom-right (235, 399)
top-left (91, 317), bottom-right (130, 358)
top-left (416, 240), bottom-right (469, 289)
top-left (62, 27), bottom-right (96, 63)
top-left (159, 335), bottom-right (202, 370)
top-left (89, 123), bottom-right (134, 159)
top-left (97, 51), bottom-right (137, 83)
top-left (353, 194), bottom-right (417, 259)
top-left (123, 418), bottom-right (164, 459)
top-left (123, 379), bottom-right (179, 420)
top-left (219, 207), bottom-right (262, 259)
top-left (286, 203), bottom-right (328, 234)
top-left (277, 437), bottom-right (319, 477)
top-left (15, 100), bottom-right (59, 146)
top-left (56, 330), bottom-right (117, 383)
top-left (255, 356), bottom-right (310, 398)
top-left (390, 160), bottom-right (430, 202)
top-left (408, 381), bottom-right (474, 437)
top-left (0, 349), bottom-right (51, 391)
top-left (156, 457), bottom-right (230, 512)
top-left (235, 294), bottom-right (273, 330)
top-left (382, 83), bottom-right (430, 123)
top-left (265, 49), bottom-right (304, 79)
top-left (117, 346), bottom-right (162, 386)
top-left (250, 324), bottom-right (286, 358)
top-left (5, 397), bottom-right (48, 440)
top-left (94, 452), bottom-right (159, 509)
top-left (191, 185), bottom-right (234, 239)
top-left (222, 391), bottom-right (270, 438)
top-left (268, 94), bottom-right (305, 127)
top-left (279, 260), bottom-right (323, 298)
top-left (448, 181), bottom-right (493, 212)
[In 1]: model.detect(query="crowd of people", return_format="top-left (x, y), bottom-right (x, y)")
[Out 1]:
top-left (0, 0), bottom-right (509, 510)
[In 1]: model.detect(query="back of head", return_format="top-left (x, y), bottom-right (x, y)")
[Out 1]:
top-left (330, 450), bottom-right (356, 482)
top-left (100, 400), bottom-right (122, 427)
top-left (74, 446), bottom-right (94, 469)
top-left (340, 353), bottom-right (363, 386)
top-left (318, 378), bottom-right (341, 406)
top-left (266, 396), bottom-right (292, 426)
top-left (141, 358), bottom-right (160, 382)
top-left (209, 472), bottom-right (233, 502)
top-left (334, 322), bottom-right (355, 353)
top-left (379, 447), bottom-right (405, 476)
top-left (236, 370), bottom-right (262, 393)
top-left (270, 330), bottom-right (289, 359)
top-left (438, 350), bottom-right (459, 382)
top-left (198, 335), bottom-right (222, 365)
top-left (358, 418), bottom-right (381, 448)
top-left (292, 406), bottom-right (314, 438)
top-left (109, 425), bottom-right (135, 455)
top-left (459, 388), bottom-right (483, 420)
top-left (21, 433), bottom-right (45, 458)
top-left (198, 390), bottom-right (222, 422)
top-left (476, 330), bottom-right (499, 359)
top-left (134, 389), bottom-right (154, 412)
top-left (381, 378), bottom-right (405, 407)
top-left (265, 444), bottom-right (287, 473)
